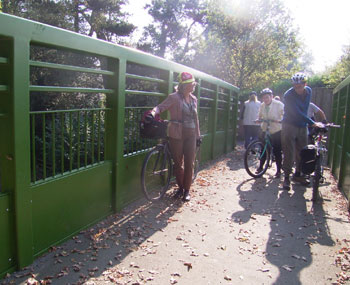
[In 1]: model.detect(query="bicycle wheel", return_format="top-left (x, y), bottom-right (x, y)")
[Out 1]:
top-left (312, 156), bottom-right (322, 202)
top-left (141, 146), bottom-right (172, 201)
top-left (192, 146), bottom-right (201, 182)
top-left (244, 140), bottom-right (270, 178)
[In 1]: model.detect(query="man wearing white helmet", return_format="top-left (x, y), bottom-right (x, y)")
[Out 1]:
top-left (257, 88), bottom-right (284, 178)
top-left (281, 72), bottom-right (323, 190)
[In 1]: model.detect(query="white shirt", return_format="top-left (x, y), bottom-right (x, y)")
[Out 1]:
top-left (258, 99), bottom-right (284, 134)
top-left (307, 102), bottom-right (320, 118)
top-left (242, 100), bottom-right (261, 126)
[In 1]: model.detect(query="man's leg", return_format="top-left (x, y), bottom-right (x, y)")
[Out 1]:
top-left (282, 123), bottom-right (296, 176)
top-left (244, 125), bottom-right (250, 149)
top-left (271, 131), bottom-right (282, 176)
top-left (282, 123), bottom-right (296, 190)
top-left (295, 127), bottom-right (308, 174)
top-left (293, 127), bottom-right (310, 185)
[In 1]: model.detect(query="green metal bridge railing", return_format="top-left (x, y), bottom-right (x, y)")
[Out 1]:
top-left (0, 13), bottom-right (239, 277)
top-left (328, 75), bottom-right (350, 206)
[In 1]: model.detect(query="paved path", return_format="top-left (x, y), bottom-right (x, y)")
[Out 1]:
top-left (2, 146), bottom-right (350, 285)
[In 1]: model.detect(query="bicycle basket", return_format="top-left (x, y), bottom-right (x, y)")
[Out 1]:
top-left (140, 111), bottom-right (168, 139)
top-left (300, 145), bottom-right (316, 175)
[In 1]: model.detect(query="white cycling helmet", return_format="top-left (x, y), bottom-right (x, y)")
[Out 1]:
top-left (260, 88), bottom-right (273, 95)
top-left (291, 72), bottom-right (307, 84)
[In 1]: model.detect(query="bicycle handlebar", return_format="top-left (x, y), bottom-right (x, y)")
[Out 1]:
top-left (254, 119), bottom-right (282, 124)
top-left (312, 122), bottom-right (341, 129)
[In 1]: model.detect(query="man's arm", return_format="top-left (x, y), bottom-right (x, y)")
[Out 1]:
top-left (316, 108), bottom-right (327, 122)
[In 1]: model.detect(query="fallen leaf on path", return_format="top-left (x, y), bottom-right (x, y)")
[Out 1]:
top-left (282, 265), bottom-right (294, 272)
top-left (184, 262), bottom-right (192, 271)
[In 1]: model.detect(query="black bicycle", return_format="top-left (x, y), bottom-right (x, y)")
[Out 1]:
top-left (141, 136), bottom-right (201, 201)
top-left (309, 123), bottom-right (340, 201)
top-left (244, 119), bottom-right (279, 178)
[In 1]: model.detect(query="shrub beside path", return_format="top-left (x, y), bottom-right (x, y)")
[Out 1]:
top-left (2, 145), bottom-right (350, 285)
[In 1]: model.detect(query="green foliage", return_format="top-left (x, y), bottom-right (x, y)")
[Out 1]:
top-left (137, 0), bottom-right (207, 59)
top-left (189, 0), bottom-right (301, 89)
top-left (322, 45), bottom-right (350, 88)
top-left (0, 0), bottom-right (135, 42)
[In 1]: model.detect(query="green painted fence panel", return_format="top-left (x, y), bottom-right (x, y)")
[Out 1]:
top-left (332, 87), bottom-right (347, 179)
top-left (331, 75), bottom-right (350, 203)
top-left (31, 163), bottom-right (113, 256)
top-left (0, 194), bottom-right (16, 277)
top-left (0, 13), bottom-right (239, 278)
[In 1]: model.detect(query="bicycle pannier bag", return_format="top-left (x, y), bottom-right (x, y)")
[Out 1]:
top-left (140, 110), bottom-right (168, 139)
top-left (300, 144), bottom-right (316, 175)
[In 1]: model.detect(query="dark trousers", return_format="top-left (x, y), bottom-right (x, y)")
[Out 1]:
top-left (282, 123), bottom-right (308, 176)
top-left (259, 131), bottom-right (282, 171)
top-left (169, 128), bottom-right (196, 191)
top-left (244, 125), bottom-right (260, 149)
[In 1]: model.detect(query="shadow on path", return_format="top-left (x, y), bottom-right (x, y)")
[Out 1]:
top-left (2, 190), bottom-right (183, 284)
top-left (231, 176), bottom-right (335, 285)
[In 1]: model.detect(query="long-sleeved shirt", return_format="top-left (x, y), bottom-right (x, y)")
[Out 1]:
top-left (241, 100), bottom-right (261, 126)
top-left (283, 86), bottom-right (315, 127)
top-left (258, 99), bottom-right (284, 134)
top-left (154, 92), bottom-right (200, 139)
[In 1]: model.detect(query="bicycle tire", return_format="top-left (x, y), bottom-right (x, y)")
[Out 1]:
top-left (244, 140), bottom-right (270, 178)
top-left (192, 146), bottom-right (201, 182)
top-left (312, 156), bottom-right (322, 202)
top-left (141, 146), bottom-right (172, 201)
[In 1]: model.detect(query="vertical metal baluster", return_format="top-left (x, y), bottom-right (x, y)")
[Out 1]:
top-left (127, 109), bottom-right (131, 155)
top-left (103, 110), bottom-right (106, 161)
top-left (98, 110), bottom-right (101, 162)
top-left (31, 114), bottom-right (36, 182)
top-left (42, 113), bottom-right (46, 179)
top-left (84, 110), bottom-right (88, 166)
top-left (69, 112), bottom-right (73, 171)
top-left (91, 110), bottom-right (95, 164)
top-left (61, 112), bottom-right (64, 174)
top-left (77, 111), bottom-right (80, 169)
top-left (52, 113), bottom-right (56, 177)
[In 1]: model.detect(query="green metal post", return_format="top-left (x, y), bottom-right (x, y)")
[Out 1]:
top-left (115, 59), bottom-right (126, 211)
top-left (225, 90), bottom-right (231, 153)
top-left (211, 85), bottom-right (219, 159)
top-left (232, 91), bottom-right (239, 149)
top-left (105, 58), bottom-right (125, 212)
top-left (13, 38), bottom-right (34, 268)
top-left (338, 85), bottom-right (350, 191)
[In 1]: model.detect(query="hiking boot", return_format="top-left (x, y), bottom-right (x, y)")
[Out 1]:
top-left (174, 188), bottom-right (184, 199)
top-left (274, 170), bottom-right (281, 178)
top-left (292, 174), bottom-right (310, 186)
top-left (183, 190), bottom-right (191, 202)
top-left (283, 176), bottom-right (290, 190)
top-left (255, 167), bottom-right (263, 174)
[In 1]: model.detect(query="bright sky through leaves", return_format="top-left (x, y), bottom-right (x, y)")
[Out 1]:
top-left (125, 0), bottom-right (350, 73)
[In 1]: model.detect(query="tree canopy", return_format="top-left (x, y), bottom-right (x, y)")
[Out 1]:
top-left (0, 0), bottom-right (318, 90)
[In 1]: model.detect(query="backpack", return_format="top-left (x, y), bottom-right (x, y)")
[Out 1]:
top-left (139, 110), bottom-right (168, 139)
top-left (300, 145), bottom-right (316, 175)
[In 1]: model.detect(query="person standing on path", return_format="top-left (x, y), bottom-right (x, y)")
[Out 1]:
top-left (241, 91), bottom-right (261, 149)
top-left (281, 72), bottom-right (323, 190)
top-left (151, 72), bottom-right (201, 202)
top-left (257, 88), bottom-right (284, 178)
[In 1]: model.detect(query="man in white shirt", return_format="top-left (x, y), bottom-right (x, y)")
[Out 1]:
top-left (257, 88), bottom-right (284, 177)
top-left (241, 91), bottom-right (261, 149)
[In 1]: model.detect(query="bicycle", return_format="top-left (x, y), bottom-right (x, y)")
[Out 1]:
top-left (141, 134), bottom-right (201, 202)
top-left (309, 123), bottom-right (340, 202)
top-left (244, 119), bottom-right (280, 178)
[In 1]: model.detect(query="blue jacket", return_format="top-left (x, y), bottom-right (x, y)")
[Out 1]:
top-left (283, 86), bottom-right (315, 127)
